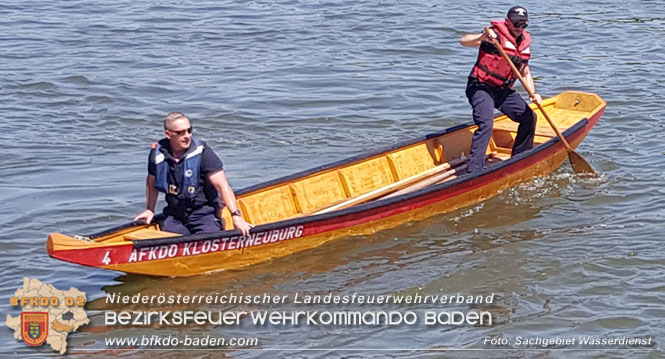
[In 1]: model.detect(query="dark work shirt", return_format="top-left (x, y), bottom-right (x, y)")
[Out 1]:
top-left (148, 138), bottom-right (224, 217)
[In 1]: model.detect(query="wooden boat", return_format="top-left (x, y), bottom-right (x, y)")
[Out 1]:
top-left (47, 91), bottom-right (606, 277)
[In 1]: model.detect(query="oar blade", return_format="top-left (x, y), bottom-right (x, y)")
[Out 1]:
top-left (488, 28), bottom-right (598, 177)
top-left (568, 150), bottom-right (596, 176)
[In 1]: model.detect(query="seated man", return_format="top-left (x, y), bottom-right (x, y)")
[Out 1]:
top-left (134, 112), bottom-right (252, 236)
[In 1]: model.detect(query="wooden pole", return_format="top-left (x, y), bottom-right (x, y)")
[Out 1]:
top-left (311, 156), bottom-right (470, 215)
top-left (485, 27), bottom-right (595, 175)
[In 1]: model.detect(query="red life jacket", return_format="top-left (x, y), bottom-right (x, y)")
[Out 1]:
top-left (471, 20), bottom-right (531, 88)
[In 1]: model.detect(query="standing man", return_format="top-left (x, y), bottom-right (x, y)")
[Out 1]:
top-left (134, 112), bottom-right (253, 236)
top-left (460, 6), bottom-right (542, 173)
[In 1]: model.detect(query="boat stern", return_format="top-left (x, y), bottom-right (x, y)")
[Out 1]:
top-left (47, 232), bottom-right (133, 270)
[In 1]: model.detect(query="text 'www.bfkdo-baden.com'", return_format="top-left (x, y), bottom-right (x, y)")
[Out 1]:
top-left (105, 334), bottom-right (259, 348)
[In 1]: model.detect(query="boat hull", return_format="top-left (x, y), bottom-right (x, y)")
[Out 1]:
top-left (47, 91), bottom-right (606, 276)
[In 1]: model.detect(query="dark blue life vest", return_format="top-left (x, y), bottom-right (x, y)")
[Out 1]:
top-left (153, 137), bottom-right (205, 199)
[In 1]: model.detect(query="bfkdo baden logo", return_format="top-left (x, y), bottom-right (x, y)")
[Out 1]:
top-left (6, 277), bottom-right (89, 354)
top-left (21, 312), bottom-right (49, 346)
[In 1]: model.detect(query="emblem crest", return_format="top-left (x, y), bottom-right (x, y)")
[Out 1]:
top-left (21, 312), bottom-right (48, 346)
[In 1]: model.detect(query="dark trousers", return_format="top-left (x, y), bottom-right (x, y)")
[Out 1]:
top-left (465, 80), bottom-right (536, 173)
top-left (160, 206), bottom-right (222, 235)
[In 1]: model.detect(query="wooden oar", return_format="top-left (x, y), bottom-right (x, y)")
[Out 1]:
top-left (312, 156), bottom-right (469, 215)
top-left (485, 28), bottom-right (595, 175)
top-left (382, 165), bottom-right (465, 200)
top-left (382, 152), bottom-right (496, 200)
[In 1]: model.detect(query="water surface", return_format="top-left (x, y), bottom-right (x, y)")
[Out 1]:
top-left (1, 1), bottom-right (663, 358)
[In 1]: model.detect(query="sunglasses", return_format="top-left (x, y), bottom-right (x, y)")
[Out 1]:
top-left (168, 127), bottom-right (193, 136)
top-left (512, 21), bottom-right (528, 29)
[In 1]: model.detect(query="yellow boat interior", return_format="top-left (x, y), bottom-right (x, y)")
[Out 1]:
top-left (52, 91), bottom-right (605, 247)
top-left (215, 91), bottom-right (604, 227)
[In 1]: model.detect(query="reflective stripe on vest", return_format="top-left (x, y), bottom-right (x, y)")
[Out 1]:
top-left (153, 137), bottom-right (205, 199)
